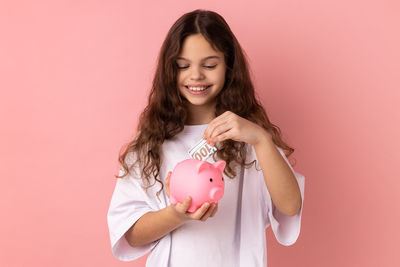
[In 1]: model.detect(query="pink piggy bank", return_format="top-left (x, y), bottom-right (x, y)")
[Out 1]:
top-left (169, 159), bottom-right (226, 212)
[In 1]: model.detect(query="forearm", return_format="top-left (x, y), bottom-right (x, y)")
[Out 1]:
top-left (253, 133), bottom-right (302, 216)
top-left (125, 206), bottom-right (185, 247)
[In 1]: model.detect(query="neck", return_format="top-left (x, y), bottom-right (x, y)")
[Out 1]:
top-left (185, 102), bottom-right (216, 125)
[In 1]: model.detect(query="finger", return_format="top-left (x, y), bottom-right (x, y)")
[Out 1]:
top-left (203, 111), bottom-right (231, 139)
top-left (165, 172), bottom-right (171, 187)
top-left (176, 196), bottom-right (191, 213)
top-left (208, 122), bottom-right (232, 145)
top-left (210, 203), bottom-right (218, 217)
top-left (191, 202), bottom-right (211, 220)
top-left (165, 172), bottom-right (171, 198)
top-left (211, 130), bottom-right (234, 146)
top-left (200, 203), bottom-right (216, 221)
top-left (209, 120), bottom-right (229, 138)
top-left (207, 120), bottom-right (227, 141)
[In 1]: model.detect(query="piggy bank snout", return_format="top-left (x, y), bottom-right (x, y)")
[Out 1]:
top-left (209, 187), bottom-right (224, 201)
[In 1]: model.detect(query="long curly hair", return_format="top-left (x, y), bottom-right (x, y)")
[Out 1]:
top-left (116, 9), bottom-right (296, 200)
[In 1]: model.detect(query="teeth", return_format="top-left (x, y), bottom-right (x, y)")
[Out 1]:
top-left (187, 86), bottom-right (209, 91)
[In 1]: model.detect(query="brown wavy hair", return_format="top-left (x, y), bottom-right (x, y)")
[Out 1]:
top-left (115, 9), bottom-right (296, 200)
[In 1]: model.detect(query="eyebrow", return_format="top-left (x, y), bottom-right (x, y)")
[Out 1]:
top-left (176, 56), bottom-right (220, 62)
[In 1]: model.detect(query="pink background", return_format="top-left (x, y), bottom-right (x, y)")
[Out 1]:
top-left (1, 1), bottom-right (399, 266)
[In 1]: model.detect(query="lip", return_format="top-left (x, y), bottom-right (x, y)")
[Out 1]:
top-left (185, 84), bottom-right (211, 87)
top-left (184, 85), bottom-right (211, 95)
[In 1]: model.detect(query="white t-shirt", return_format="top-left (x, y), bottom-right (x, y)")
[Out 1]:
top-left (107, 124), bottom-right (305, 267)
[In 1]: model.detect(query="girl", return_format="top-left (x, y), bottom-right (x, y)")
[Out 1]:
top-left (107, 9), bottom-right (305, 267)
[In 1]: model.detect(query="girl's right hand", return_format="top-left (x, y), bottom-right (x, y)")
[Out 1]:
top-left (165, 171), bottom-right (218, 223)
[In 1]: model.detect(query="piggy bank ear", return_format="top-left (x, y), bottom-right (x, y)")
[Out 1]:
top-left (196, 160), bottom-right (210, 174)
top-left (213, 160), bottom-right (226, 172)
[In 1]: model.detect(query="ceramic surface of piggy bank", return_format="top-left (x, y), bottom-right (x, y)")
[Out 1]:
top-left (169, 159), bottom-right (226, 212)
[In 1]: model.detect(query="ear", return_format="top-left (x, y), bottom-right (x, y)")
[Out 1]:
top-left (196, 160), bottom-right (210, 174)
top-left (213, 160), bottom-right (226, 172)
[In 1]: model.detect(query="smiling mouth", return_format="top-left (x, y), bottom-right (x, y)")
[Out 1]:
top-left (185, 85), bottom-right (212, 91)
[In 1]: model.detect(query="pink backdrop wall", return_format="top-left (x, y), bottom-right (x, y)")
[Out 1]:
top-left (1, 1), bottom-right (399, 266)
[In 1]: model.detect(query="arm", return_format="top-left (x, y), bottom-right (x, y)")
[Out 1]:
top-left (124, 205), bottom-right (184, 247)
top-left (253, 133), bottom-right (302, 216)
top-left (125, 173), bottom-right (218, 247)
top-left (201, 110), bottom-right (302, 216)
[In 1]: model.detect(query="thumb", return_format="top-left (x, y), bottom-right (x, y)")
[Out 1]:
top-left (166, 171), bottom-right (172, 184)
top-left (165, 171), bottom-right (172, 197)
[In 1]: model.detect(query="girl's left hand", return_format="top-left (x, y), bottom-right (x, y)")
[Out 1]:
top-left (203, 111), bottom-right (271, 147)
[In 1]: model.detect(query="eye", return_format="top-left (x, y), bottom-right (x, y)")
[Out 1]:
top-left (222, 177), bottom-right (224, 181)
top-left (176, 65), bottom-right (217, 70)
top-left (209, 178), bottom-right (213, 182)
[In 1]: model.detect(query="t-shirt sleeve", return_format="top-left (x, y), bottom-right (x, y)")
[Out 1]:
top-left (107, 163), bottom-right (158, 261)
top-left (258, 145), bottom-right (305, 246)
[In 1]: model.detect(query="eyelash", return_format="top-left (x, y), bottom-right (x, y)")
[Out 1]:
top-left (177, 65), bottom-right (217, 70)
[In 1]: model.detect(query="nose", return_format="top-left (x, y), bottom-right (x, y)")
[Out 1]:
top-left (210, 187), bottom-right (224, 201)
top-left (190, 66), bottom-right (205, 80)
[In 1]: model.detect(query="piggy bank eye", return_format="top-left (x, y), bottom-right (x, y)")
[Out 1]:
top-left (209, 178), bottom-right (213, 182)
top-left (222, 177), bottom-right (224, 181)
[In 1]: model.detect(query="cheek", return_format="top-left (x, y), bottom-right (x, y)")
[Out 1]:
top-left (178, 86), bottom-right (186, 96)
top-left (215, 69), bottom-right (226, 82)
top-left (176, 74), bottom-right (182, 84)
top-left (177, 77), bottom-right (185, 89)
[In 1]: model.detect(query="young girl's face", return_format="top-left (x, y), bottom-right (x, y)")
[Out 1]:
top-left (176, 34), bottom-right (226, 110)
